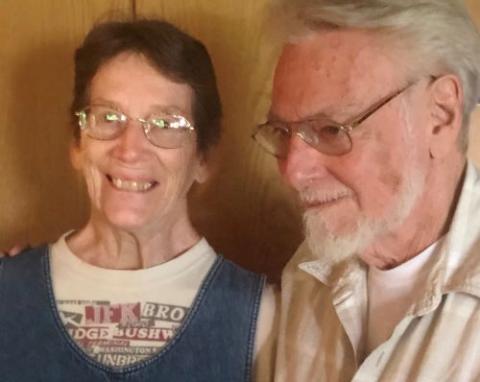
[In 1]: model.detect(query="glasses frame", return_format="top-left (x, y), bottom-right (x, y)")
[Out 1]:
top-left (253, 78), bottom-right (425, 158)
top-left (75, 104), bottom-right (195, 149)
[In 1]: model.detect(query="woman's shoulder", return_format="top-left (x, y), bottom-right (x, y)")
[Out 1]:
top-left (0, 244), bottom-right (51, 307)
top-left (1, 244), bottom-right (49, 270)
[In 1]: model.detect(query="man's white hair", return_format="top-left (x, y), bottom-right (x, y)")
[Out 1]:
top-left (272, 0), bottom-right (480, 151)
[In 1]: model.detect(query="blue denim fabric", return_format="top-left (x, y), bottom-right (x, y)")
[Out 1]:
top-left (0, 246), bottom-right (265, 381)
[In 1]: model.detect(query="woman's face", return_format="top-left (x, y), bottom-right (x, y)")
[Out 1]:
top-left (72, 52), bottom-right (207, 235)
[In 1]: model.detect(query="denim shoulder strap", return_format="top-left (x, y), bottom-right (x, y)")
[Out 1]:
top-left (0, 247), bottom-right (266, 382)
top-left (141, 257), bottom-right (266, 382)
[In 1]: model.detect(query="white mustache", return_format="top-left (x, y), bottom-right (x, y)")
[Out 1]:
top-left (299, 187), bottom-right (353, 206)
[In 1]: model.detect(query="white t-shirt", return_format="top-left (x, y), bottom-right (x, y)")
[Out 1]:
top-left (50, 234), bottom-right (277, 379)
top-left (366, 239), bottom-right (442, 354)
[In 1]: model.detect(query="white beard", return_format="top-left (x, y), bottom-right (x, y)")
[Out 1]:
top-left (302, 95), bottom-right (426, 266)
top-left (303, 159), bottom-right (425, 266)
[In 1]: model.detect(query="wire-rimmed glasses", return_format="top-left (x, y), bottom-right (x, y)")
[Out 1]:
top-left (75, 104), bottom-right (195, 149)
top-left (252, 81), bottom-right (418, 158)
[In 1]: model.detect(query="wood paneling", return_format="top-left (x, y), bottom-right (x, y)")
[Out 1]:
top-left (466, 0), bottom-right (480, 166)
top-left (0, 0), bottom-right (132, 246)
top-left (0, 0), bottom-right (299, 282)
top-left (135, 0), bottom-right (302, 280)
top-left (466, 0), bottom-right (480, 23)
top-left (135, 1), bottom-right (480, 279)
top-left (1, 1), bottom-right (480, 281)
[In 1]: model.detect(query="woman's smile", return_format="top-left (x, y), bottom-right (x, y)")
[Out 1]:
top-left (106, 174), bottom-right (158, 192)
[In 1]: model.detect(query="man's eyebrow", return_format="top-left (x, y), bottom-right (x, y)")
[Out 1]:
top-left (267, 109), bottom-right (348, 123)
top-left (267, 101), bottom-right (363, 124)
top-left (266, 111), bottom-right (281, 121)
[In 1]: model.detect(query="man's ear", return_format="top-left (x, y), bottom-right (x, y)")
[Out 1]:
top-left (428, 75), bottom-right (463, 159)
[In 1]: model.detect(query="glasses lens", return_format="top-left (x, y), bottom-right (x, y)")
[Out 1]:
top-left (84, 106), bottom-right (125, 140)
top-left (301, 121), bottom-right (352, 155)
top-left (146, 114), bottom-right (194, 148)
top-left (253, 122), bottom-right (290, 158)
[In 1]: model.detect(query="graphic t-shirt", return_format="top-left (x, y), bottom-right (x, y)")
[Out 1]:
top-left (50, 235), bottom-right (216, 367)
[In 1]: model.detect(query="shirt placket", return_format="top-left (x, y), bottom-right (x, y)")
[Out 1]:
top-left (331, 269), bottom-right (368, 368)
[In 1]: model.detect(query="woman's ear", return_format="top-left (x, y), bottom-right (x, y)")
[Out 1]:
top-left (194, 157), bottom-right (210, 184)
top-left (194, 146), bottom-right (222, 184)
top-left (428, 75), bottom-right (463, 159)
top-left (69, 140), bottom-right (83, 170)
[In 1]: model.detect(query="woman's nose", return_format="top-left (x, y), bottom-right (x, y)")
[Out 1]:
top-left (111, 119), bottom-right (149, 162)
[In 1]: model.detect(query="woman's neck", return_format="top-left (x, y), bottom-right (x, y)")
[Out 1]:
top-left (66, 216), bottom-right (201, 270)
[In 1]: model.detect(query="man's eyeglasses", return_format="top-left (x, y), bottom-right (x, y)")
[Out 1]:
top-left (252, 80), bottom-right (419, 158)
top-left (75, 105), bottom-right (195, 149)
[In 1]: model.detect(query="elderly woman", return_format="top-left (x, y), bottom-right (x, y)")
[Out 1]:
top-left (0, 20), bottom-right (275, 381)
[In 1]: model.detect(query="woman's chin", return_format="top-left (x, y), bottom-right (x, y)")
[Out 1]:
top-left (101, 210), bottom-right (152, 232)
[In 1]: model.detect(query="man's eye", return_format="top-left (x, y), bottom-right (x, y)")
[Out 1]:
top-left (270, 123), bottom-right (289, 137)
top-left (319, 125), bottom-right (342, 136)
top-left (272, 127), bottom-right (287, 135)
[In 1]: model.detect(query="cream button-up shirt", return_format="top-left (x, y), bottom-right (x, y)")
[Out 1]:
top-left (275, 161), bottom-right (480, 382)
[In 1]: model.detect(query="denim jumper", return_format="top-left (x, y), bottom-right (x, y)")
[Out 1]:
top-left (0, 246), bottom-right (265, 382)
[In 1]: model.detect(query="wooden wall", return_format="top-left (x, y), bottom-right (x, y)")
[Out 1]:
top-left (0, 0), bottom-right (479, 281)
top-left (466, 0), bottom-right (480, 166)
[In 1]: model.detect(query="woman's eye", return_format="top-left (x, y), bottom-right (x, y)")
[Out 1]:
top-left (103, 112), bottom-right (121, 123)
top-left (150, 118), bottom-right (169, 129)
top-left (150, 116), bottom-right (191, 130)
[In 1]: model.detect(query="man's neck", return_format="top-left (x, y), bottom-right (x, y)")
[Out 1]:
top-left (361, 156), bottom-right (466, 270)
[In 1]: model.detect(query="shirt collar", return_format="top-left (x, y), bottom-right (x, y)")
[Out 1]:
top-left (435, 161), bottom-right (480, 298)
top-left (296, 161), bottom-right (480, 303)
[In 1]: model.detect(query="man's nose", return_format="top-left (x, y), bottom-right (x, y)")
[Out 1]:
top-left (278, 134), bottom-right (331, 189)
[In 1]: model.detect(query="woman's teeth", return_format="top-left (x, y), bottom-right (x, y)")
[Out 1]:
top-left (111, 177), bottom-right (155, 192)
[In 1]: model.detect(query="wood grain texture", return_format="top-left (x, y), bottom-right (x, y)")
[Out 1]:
top-left (136, 1), bottom-right (480, 280)
top-left (0, 0), bottom-right (132, 247)
top-left (1, 1), bottom-right (480, 281)
top-left (135, 0), bottom-right (302, 281)
top-left (466, 0), bottom-right (480, 166)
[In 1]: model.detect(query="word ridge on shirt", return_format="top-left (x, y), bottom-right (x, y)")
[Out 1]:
top-left (58, 300), bottom-right (189, 367)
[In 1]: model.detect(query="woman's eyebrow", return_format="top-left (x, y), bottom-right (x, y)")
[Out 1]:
top-left (149, 104), bottom-right (190, 116)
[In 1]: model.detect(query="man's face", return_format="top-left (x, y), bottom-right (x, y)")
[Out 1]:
top-left (270, 30), bottom-right (432, 261)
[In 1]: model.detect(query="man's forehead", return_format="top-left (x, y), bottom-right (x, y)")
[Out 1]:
top-left (286, 29), bottom-right (374, 59)
top-left (271, 29), bottom-right (401, 121)
top-left (277, 29), bottom-right (392, 84)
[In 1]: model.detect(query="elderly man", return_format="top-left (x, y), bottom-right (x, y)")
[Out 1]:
top-left (253, 0), bottom-right (480, 380)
